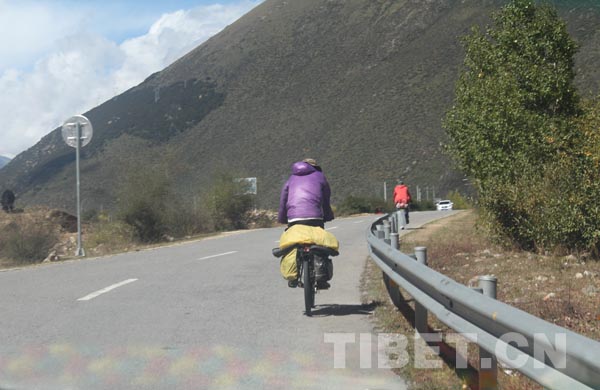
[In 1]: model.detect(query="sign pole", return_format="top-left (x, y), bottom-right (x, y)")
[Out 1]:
top-left (62, 115), bottom-right (92, 257)
top-left (75, 122), bottom-right (84, 257)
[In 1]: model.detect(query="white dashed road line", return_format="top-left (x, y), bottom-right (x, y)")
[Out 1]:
top-left (198, 251), bottom-right (238, 260)
top-left (77, 279), bottom-right (138, 301)
top-left (326, 226), bottom-right (338, 230)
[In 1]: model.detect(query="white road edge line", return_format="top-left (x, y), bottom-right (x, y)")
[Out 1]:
top-left (77, 279), bottom-right (138, 301)
top-left (198, 251), bottom-right (238, 260)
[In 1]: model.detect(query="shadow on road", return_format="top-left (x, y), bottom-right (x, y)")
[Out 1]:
top-left (310, 301), bottom-right (382, 317)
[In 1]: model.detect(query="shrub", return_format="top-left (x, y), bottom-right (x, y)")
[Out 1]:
top-left (82, 208), bottom-right (100, 223)
top-left (337, 196), bottom-right (391, 215)
top-left (206, 173), bottom-right (254, 230)
top-left (446, 190), bottom-right (472, 210)
top-left (86, 219), bottom-right (135, 255)
top-left (117, 163), bottom-right (170, 243)
top-left (163, 197), bottom-right (213, 237)
top-left (410, 200), bottom-right (436, 211)
top-left (0, 216), bottom-right (58, 263)
top-left (121, 201), bottom-right (166, 243)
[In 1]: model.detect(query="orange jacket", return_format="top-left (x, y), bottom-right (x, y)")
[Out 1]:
top-left (393, 184), bottom-right (411, 205)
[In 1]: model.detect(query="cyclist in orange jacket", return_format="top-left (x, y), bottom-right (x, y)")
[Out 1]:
top-left (393, 180), bottom-right (411, 227)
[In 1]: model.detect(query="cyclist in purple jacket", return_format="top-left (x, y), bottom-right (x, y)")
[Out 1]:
top-left (278, 159), bottom-right (335, 288)
top-left (278, 158), bottom-right (335, 229)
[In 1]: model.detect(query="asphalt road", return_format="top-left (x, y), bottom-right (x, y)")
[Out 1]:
top-left (0, 210), bottom-right (457, 390)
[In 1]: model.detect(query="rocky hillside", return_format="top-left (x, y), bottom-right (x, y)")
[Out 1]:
top-left (1, 0), bottom-right (599, 213)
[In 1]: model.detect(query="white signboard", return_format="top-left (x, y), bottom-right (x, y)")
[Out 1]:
top-left (235, 177), bottom-right (257, 195)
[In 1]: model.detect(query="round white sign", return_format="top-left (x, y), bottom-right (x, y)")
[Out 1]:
top-left (61, 115), bottom-right (93, 148)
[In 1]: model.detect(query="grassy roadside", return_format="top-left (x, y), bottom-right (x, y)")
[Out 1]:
top-left (361, 210), bottom-right (600, 390)
top-left (0, 209), bottom-right (231, 269)
top-left (0, 207), bottom-right (278, 269)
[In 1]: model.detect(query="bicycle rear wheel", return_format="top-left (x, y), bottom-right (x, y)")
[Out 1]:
top-left (303, 259), bottom-right (314, 316)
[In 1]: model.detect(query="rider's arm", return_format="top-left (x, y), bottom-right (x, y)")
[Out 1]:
top-left (322, 178), bottom-right (334, 222)
top-left (278, 182), bottom-right (290, 224)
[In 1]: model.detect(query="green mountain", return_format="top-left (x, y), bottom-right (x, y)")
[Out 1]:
top-left (1, 0), bottom-right (599, 212)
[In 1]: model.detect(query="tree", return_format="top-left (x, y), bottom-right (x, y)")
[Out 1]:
top-left (443, 0), bottom-right (587, 251)
top-left (1, 189), bottom-right (15, 213)
top-left (444, 0), bottom-right (579, 184)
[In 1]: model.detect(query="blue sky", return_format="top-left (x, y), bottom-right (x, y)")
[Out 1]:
top-left (0, 0), bottom-right (262, 158)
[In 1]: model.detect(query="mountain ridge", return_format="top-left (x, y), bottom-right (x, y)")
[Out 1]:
top-left (1, 0), bottom-right (599, 212)
top-left (0, 156), bottom-right (10, 170)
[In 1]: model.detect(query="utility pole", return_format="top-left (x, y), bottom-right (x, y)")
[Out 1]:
top-left (384, 181), bottom-right (387, 202)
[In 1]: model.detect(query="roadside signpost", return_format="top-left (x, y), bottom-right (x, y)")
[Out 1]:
top-left (61, 115), bottom-right (93, 257)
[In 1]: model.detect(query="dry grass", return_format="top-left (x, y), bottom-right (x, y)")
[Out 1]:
top-left (0, 208), bottom-right (222, 267)
top-left (0, 208), bottom-right (61, 266)
top-left (362, 210), bottom-right (600, 390)
top-left (361, 256), bottom-right (469, 389)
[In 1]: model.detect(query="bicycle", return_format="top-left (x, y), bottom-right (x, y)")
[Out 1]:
top-left (273, 244), bottom-right (338, 316)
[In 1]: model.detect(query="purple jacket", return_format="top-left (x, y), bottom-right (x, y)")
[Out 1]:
top-left (278, 162), bottom-right (334, 224)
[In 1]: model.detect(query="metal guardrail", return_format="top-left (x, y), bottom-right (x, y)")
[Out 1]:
top-left (366, 213), bottom-right (600, 390)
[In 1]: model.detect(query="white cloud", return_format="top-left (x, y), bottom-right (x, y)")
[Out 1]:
top-left (0, 0), bottom-right (91, 72)
top-left (0, 1), bottom-right (260, 158)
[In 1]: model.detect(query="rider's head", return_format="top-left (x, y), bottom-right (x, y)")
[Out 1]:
top-left (303, 158), bottom-right (318, 166)
top-left (303, 158), bottom-right (322, 171)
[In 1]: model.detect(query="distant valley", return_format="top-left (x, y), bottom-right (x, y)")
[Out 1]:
top-left (0, 156), bottom-right (10, 170)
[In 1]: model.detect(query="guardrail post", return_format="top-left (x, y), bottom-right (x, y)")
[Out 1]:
top-left (383, 220), bottom-right (391, 245)
top-left (382, 272), bottom-right (404, 309)
top-left (375, 224), bottom-right (384, 239)
top-left (396, 209), bottom-right (407, 231)
top-left (390, 214), bottom-right (397, 233)
top-left (478, 275), bottom-right (498, 390)
top-left (414, 247), bottom-right (428, 334)
top-left (390, 232), bottom-right (399, 250)
top-left (415, 246), bottom-right (427, 265)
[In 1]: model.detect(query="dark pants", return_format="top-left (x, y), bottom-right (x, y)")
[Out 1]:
top-left (397, 207), bottom-right (409, 225)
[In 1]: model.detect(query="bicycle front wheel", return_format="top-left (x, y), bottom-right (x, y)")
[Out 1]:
top-left (303, 259), bottom-right (314, 316)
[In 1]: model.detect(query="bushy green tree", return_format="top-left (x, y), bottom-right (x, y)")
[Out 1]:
top-left (445, 0), bottom-right (579, 184)
top-left (443, 0), bottom-right (600, 253)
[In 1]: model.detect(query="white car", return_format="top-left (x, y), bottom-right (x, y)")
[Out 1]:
top-left (436, 200), bottom-right (453, 211)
